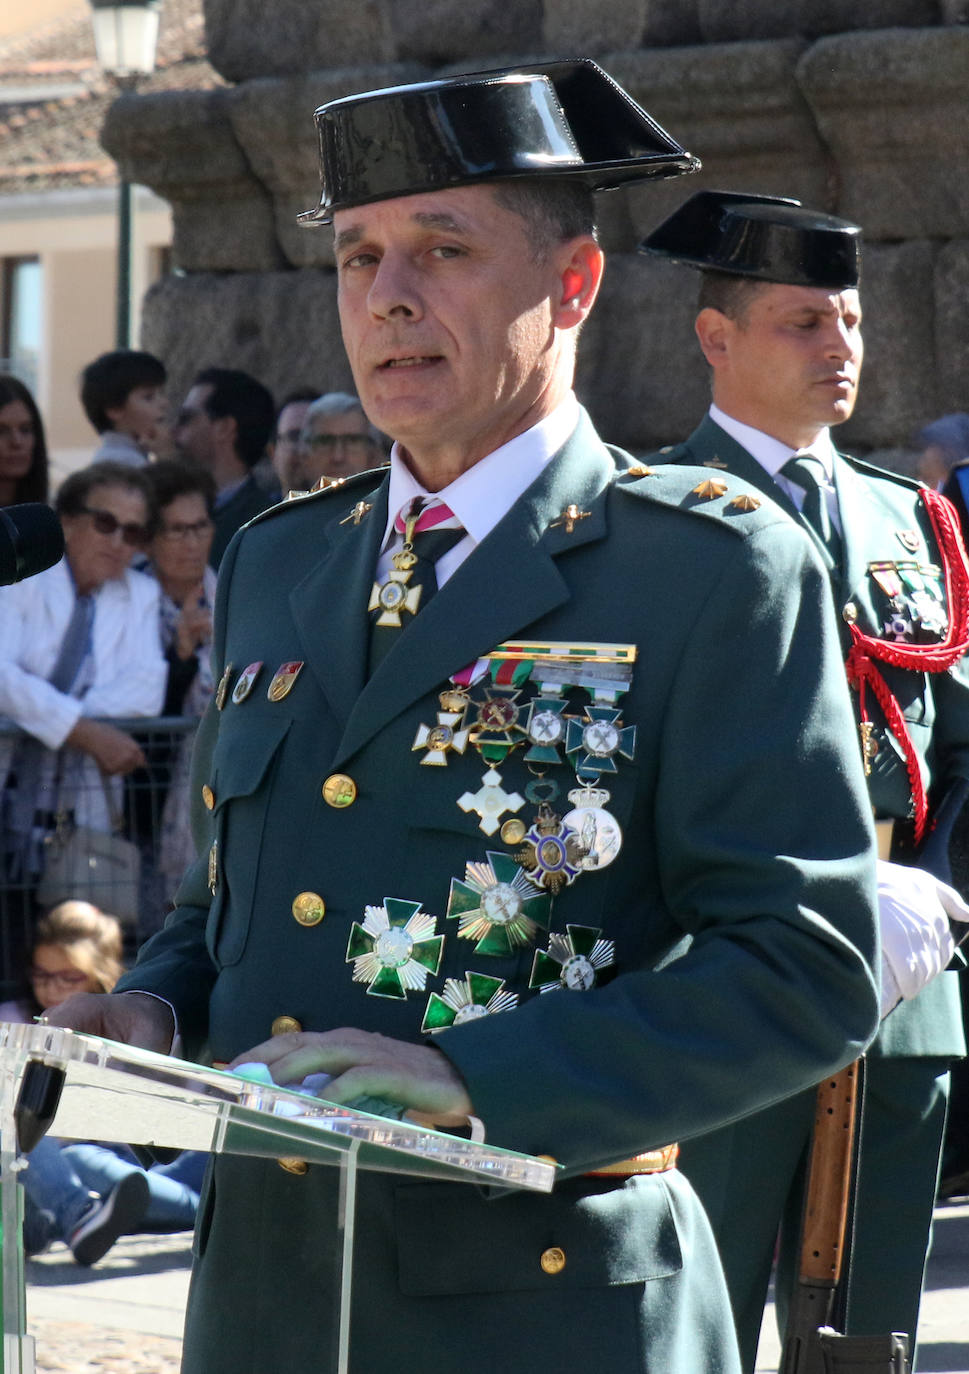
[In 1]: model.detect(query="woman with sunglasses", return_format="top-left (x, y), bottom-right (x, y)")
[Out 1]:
top-left (0, 461), bottom-right (167, 945)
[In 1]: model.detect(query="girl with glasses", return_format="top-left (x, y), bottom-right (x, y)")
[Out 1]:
top-left (0, 901), bottom-right (204, 1265)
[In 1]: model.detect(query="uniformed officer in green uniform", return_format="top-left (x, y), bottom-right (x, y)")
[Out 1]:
top-left (48, 70), bottom-right (879, 1374)
top-left (642, 191), bottom-right (969, 1370)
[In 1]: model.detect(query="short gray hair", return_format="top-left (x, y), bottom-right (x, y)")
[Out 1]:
top-left (303, 392), bottom-right (384, 449)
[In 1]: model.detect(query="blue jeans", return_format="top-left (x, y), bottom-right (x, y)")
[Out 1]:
top-left (65, 1145), bottom-right (204, 1231)
top-left (20, 1136), bottom-right (93, 1240)
top-left (22, 1139), bottom-right (205, 1239)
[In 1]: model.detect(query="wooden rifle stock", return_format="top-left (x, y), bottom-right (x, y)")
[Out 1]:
top-left (779, 1061), bottom-right (911, 1374)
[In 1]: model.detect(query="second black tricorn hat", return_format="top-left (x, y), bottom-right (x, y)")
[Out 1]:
top-left (640, 190), bottom-right (862, 289)
top-left (299, 58), bottom-right (699, 226)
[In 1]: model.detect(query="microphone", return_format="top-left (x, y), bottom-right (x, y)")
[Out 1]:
top-left (0, 503), bottom-right (64, 586)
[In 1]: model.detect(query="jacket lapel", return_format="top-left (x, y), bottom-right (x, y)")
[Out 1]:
top-left (289, 480), bottom-right (390, 728)
top-left (829, 450), bottom-right (881, 599)
top-left (682, 417), bottom-right (844, 577)
top-left (334, 411), bottom-right (618, 765)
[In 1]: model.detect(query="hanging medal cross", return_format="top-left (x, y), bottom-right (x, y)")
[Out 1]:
top-left (369, 506), bottom-right (424, 627)
top-left (566, 705), bottom-right (637, 781)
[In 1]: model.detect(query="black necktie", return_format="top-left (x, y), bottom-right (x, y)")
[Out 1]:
top-left (779, 454), bottom-right (843, 571)
top-left (368, 498), bottom-right (465, 673)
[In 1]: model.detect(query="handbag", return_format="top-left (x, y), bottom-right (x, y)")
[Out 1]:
top-left (36, 770), bottom-right (141, 925)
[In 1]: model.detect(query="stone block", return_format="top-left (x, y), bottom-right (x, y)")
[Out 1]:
top-left (141, 269), bottom-right (353, 414)
top-left (838, 240), bottom-right (939, 453)
top-left (388, 0), bottom-right (543, 62)
top-left (203, 0), bottom-right (543, 79)
top-left (797, 28), bottom-right (969, 239)
top-left (597, 41), bottom-right (830, 254)
top-left (101, 88), bottom-right (283, 272)
top-left (542, 0), bottom-right (647, 52)
top-left (933, 240), bottom-right (969, 418)
top-left (698, 0), bottom-right (938, 42)
top-left (576, 252), bottom-right (710, 453)
top-left (203, 0), bottom-right (399, 81)
top-left (642, 0), bottom-right (702, 46)
top-left (226, 64), bottom-right (427, 270)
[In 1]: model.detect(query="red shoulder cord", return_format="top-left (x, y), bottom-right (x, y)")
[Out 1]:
top-left (844, 488), bottom-right (969, 844)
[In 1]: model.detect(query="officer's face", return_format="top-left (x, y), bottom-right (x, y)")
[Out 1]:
top-left (334, 185), bottom-right (600, 485)
top-left (698, 283), bottom-right (863, 450)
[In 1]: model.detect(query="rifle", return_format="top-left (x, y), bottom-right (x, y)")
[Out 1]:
top-left (779, 1062), bottom-right (911, 1374)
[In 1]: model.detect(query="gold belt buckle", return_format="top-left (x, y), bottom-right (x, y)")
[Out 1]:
top-left (586, 1143), bottom-right (679, 1178)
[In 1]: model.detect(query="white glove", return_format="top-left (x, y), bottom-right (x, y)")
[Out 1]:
top-left (877, 859), bottom-right (969, 1018)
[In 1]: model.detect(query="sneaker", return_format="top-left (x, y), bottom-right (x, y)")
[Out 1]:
top-left (68, 1172), bottom-right (150, 1267)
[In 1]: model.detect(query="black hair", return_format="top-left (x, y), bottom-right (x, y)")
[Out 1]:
top-left (79, 350), bottom-right (167, 434)
top-left (143, 458), bottom-right (217, 517)
top-left (55, 459), bottom-right (158, 533)
top-left (696, 271), bottom-right (769, 322)
top-left (0, 373), bottom-right (49, 503)
top-left (193, 367), bottom-right (276, 469)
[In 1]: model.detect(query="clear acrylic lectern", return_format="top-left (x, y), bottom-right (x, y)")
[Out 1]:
top-left (0, 1023), bottom-right (556, 1374)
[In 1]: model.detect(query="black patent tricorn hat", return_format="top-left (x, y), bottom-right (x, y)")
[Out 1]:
top-left (298, 59), bottom-right (700, 226)
top-left (640, 190), bottom-right (861, 289)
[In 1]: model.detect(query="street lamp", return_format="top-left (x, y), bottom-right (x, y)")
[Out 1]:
top-left (88, 0), bottom-right (162, 348)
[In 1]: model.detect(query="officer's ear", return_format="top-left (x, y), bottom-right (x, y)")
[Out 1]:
top-left (553, 238), bottom-right (604, 330)
top-left (695, 307), bottom-right (735, 371)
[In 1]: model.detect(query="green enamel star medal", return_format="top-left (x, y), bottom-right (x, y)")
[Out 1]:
top-left (566, 705), bottom-right (636, 781)
top-left (421, 972), bottom-right (519, 1033)
top-left (529, 926), bottom-right (616, 993)
top-left (346, 898), bottom-right (444, 998)
top-left (446, 852), bottom-right (550, 956)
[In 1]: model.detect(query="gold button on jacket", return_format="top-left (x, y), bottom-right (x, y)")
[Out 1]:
top-left (322, 773), bottom-right (357, 808)
top-left (271, 1015), bottom-right (302, 1036)
top-left (540, 1246), bottom-right (566, 1276)
top-left (291, 892), bottom-right (325, 927)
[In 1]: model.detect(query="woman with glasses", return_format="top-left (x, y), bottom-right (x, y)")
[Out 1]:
top-left (0, 373), bottom-right (49, 508)
top-left (142, 461), bottom-right (217, 904)
top-left (0, 461), bottom-right (166, 954)
top-left (1, 901), bottom-right (203, 1265)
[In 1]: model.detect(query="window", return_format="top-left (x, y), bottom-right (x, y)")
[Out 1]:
top-left (1, 256), bottom-right (42, 392)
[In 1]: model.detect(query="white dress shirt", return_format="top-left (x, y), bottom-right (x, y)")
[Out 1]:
top-left (709, 403), bottom-right (843, 533)
top-left (377, 393), bottom-right (581, 585)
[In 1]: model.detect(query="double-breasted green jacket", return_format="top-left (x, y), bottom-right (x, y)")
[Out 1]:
top-left (662, 415), bottom-right (969, 1059)
top-left (118, 412), bottom-right (879, 1374)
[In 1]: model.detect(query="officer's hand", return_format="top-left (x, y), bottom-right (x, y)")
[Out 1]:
top-left (877, 860), bottom-right (969, 1017)
top-left (228, 1028), bottom-right (473, 1125)
top-left (41, 991), bottom-right (176, 1055)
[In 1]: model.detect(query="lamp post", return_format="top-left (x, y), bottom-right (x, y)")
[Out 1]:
top-left (88, 0), bottom-right (162, 348)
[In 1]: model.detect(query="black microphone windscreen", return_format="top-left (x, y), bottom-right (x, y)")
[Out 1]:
top-left (0, 503), bottom-right (65, 586)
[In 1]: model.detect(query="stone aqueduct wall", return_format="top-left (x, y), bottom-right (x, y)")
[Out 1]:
top-left (108, 0), bottom-right (969, 458)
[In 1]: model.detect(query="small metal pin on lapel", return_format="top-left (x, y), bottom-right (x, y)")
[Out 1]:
top-left (340, 500), bottom-right (373, 526)
top-left (704, 456), bottom-right (729, 469)
top-left (551, 504), bottom-right (591, 535)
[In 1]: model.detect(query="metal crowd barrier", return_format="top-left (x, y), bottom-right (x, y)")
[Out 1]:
top-left (0, 716), bottom-right (200, 998)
